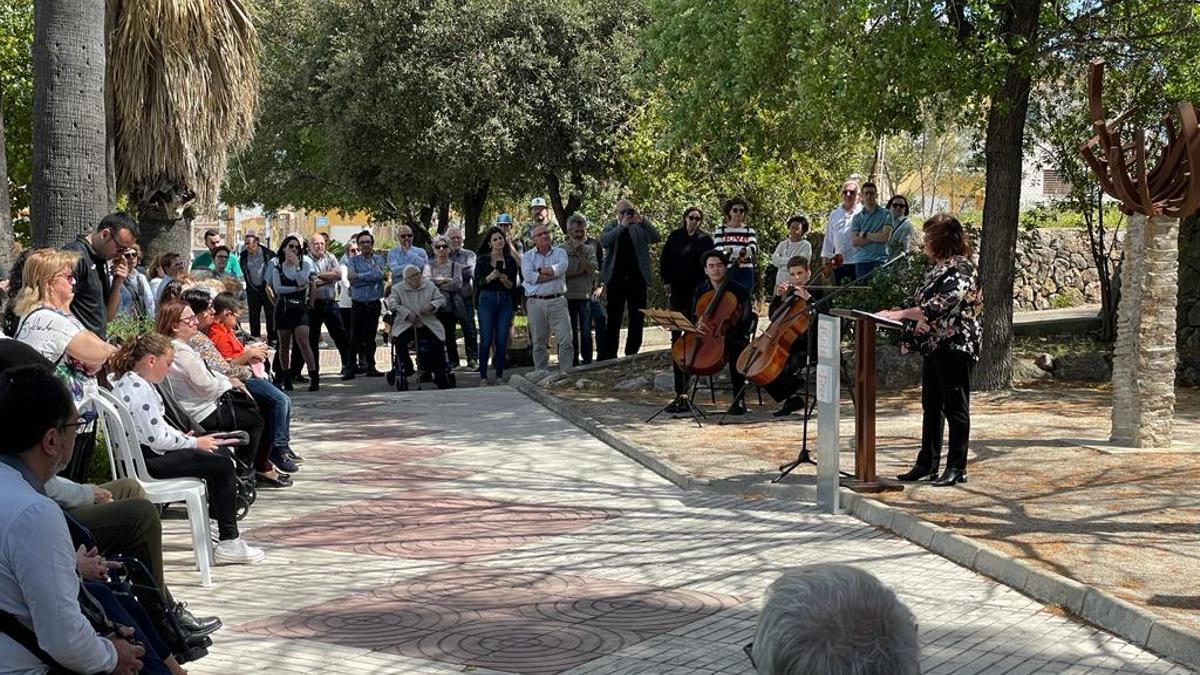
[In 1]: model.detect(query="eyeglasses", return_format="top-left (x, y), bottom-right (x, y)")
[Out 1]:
top-left (730, 207), bottom-right (746, 213)
top-left (285, 244), bottom-right (300, 251)
top-left (53, 272), bottom-right (76, 284)
top-left (890, 202), bottom-right (908, 209)
top-left (842, 190), bottom-right (858, 196)
top-left (686, 215), bottom-right (702, 222)
top-left (60, 409), bottom-right (99, 431)
top-left (181, 315), bottom-right (198, 325)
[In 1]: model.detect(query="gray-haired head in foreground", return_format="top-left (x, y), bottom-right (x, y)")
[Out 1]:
top-left (751, 564), bottom-right (919, 674)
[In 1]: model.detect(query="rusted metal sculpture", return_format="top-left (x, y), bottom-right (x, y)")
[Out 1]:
top-left (1080, 59), bottom-right (1200, 218)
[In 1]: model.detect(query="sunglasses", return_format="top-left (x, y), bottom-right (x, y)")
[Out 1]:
top-left (619, 209), bottom-right (637, 217)
top-left (890, 202), bottom-right (908, 209)
top-left (686, 215), bottom-right (702, 221)
top-left (285, 244), bottom-right (300, 250)
top-left (843, 190), bottom-right (858, 196)
top-left (399, 234), bottom-right (414, 239)
top-left (730, 207), bottom-right (746, 214)
top-left (434, 244), bottom-right (449, 249)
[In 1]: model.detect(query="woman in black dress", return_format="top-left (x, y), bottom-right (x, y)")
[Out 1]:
top-left (878, 214), bottom-right (981, 487)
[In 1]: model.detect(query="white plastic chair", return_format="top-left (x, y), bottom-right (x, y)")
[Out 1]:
top-left (94, 390), bottom-right (214, 587)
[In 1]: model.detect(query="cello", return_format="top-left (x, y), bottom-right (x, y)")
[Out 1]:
top-left (736, 254), bottom-right (841, 391)
top-left (672, 259), bottom-right (744, 376)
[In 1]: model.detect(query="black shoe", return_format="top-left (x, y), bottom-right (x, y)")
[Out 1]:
top-left (664, 397), bottom-right (689, 414)
top-left (931, 468), bottom-right (967, 487)
top-left (175, 604), bottom-right (222, 637)
top-left (256, 472), bottom-right (293, 488)
top-left (726, 399), bottom-right (748, 416)
top-left (897, 466), bottom-right (939, 482)
top-left (293, 373), bottom-right (308, 384)
top-left (366, 369), bottom-right (385, 378)
top-left (286, 449), bottom-right (305, 464)
top-left (341, 370), bottom-right (355, 381)
top-left (773, 396), bottom-right (805, 417)
top-left (308, 373), bottom-right (319, 392)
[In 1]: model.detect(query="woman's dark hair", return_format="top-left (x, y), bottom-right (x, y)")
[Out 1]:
top-left (154, 300), bottom-right (189, 338)
top-left (721, 196), bottom-right (750, 219)
top-left (477, 226), bottom-right (507, 255)
top-left (2, 249), bottom-right (32, 336)
top-left (888, 195), bottom-right (910, 217)
top-left (681, 206), bottom-right (704, 228)
top-left (212, 245), bottom-right (231, 258)
top-left (922, 214), bottom-right (972, 259)
top-left (109, 332), bottom-right (173, 378)
top-left (149, 252), bottom-right (181, 279)
top-left (276, 235), bottom-right (303, 261)
top-left (212, 291), bottom-right (242, 316)
top-left (701, 248), bottom-right (729, 266)
top-left (158, 278), bottom-right (185, 305)
top-left (786, 214), bottom-right (810, 233)
top-left (0, 365), bottom-right (74, 456)
top-left (181, 288), bottom-right (213, 317)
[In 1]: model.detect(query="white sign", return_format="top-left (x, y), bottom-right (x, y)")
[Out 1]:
top-left (818, 320), bottom-right (836, 359)
top-left (816, 364), bottom-right (833, 404)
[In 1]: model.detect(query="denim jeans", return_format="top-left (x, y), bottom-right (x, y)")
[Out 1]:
top-left (477, 290), bottom-right (514, 378)
top-left (567, 298), bottom-right (593, 366)
top-left (246, 377), bottom-right (291, 448)
top-left (590, 298), bottom-right (607, 360)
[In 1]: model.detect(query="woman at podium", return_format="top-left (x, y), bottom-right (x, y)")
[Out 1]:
top-left (876, 214), bottom-right (981, 487)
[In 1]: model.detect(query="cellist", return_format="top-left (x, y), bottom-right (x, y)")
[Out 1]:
top-left (766, 255), bottom-right (815, 417)
top-left (667, 249), bottom-right (754, 416)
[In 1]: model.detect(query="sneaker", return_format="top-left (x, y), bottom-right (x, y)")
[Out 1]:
top-left (287, 449), bottom-right (305, 464)
top-left (209, 519), bottom-right (220, 544)
top-left (213, 538), bottom-right (265, 565)
top-left (270, 447), bottom-right (299, 474)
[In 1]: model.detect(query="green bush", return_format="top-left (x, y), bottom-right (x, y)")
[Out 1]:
top-left (829, 252), bottom-right (931, 314)
top-left (88, 432), bottom-right (114, 484)
top-left (107, 315), bottom-right (155, 345)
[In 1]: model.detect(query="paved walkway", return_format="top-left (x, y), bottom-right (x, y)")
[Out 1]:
top-left (164, 381), bottom-right (1191, 674)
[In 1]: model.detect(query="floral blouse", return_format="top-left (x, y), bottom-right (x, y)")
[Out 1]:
top-left (188, 333), bottom-right (252, 381)
top-left (900, 255), bottom-right (981, 360)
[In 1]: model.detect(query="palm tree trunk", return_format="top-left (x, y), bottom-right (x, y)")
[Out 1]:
top-left (0, 86), bottom-right (16, 272)
top-left (136, 200), bottom-right (191, 259)
top-left (31, 0), bottom-right (109, 247)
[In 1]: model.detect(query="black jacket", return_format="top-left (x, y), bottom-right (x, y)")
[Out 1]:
top-left (660, 228), bottom-right (714, 310)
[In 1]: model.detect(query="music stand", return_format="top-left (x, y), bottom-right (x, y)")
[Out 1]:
top-left (641, 309), bottom-right (708, 427)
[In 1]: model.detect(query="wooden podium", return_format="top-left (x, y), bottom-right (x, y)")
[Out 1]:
top-left (830, 308), bottom-right (904, 493)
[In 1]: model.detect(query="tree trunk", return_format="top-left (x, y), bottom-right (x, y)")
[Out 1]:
top-left (135, 200), bottom-right (190, 260)
top-left (462, 180), bottom-right (490, 248)
top-left (974, 0), bottom-right (1040, 391)
top-left (436, 197), bottom-right (450, 235)
top-left (31, 0), bottom-right (109, 247)
top-left (546, 171), bottom-right (582, 233)
top-left (0, 86), bottom-right (16, 272)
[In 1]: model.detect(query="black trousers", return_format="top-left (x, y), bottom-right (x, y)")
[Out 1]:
top-left (246, 286), bottom-right (274, 339)
top-left (309, 299), bottom-right (350, 373)
top-left (142, 447), bottom-right (241, 540)
top-left (601, 278), bottom-right (647, 360)
top-left (915, 348), bottom-right (974, 473)
top-left (199, 396), bottom-right (267, 474)
top-left (669, 292), bottom-right (692, 396)
top-left (351, 300), bottom-right (382, 371)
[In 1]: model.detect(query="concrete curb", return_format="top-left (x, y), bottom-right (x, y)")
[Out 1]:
top-left (511, 376), bottom-right (1200, 670)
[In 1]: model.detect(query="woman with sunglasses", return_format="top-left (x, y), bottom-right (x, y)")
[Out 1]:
top-left (888, 195), bottom-right (916, 255)
top-left (474, 226), bottom-right (518, 385)
top-left (267, 234), bottom-right (319, 390)
top-left (12, 249), bottom-right (117, 479)
top-left (425, 234), bottom-right (467, 367)
top-left (713, 197), bottom-right (758, 293)
top-left (659, 207), bottom-right (714, 408)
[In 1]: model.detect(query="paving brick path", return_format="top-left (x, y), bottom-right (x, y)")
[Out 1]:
top-left (164, 383), bottom-right (1192, 674)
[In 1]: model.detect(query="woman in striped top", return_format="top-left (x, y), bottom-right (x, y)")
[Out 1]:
top-left (713, 197), bottom-right (758, 292)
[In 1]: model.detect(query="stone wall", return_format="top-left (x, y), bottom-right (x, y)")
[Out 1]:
top-left (1012, 228), bottom-right (1120, 310)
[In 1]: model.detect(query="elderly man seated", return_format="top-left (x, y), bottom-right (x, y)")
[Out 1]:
top-left (749, 564), bottom-right (920, 674)
top-left (386, 264), bottom-right (450, 389)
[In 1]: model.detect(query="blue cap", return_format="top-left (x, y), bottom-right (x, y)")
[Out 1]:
top-left (497, 213), bottom-right (513, 225)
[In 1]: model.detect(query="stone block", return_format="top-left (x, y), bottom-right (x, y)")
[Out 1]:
top-left (1080, 590), bottom-right (1156, 645)
top-left (928, 531), bottom-right (981, 568)
top-left (889, 512), bottom-right (939, 548)
top-left (653, 371), bottom-right (675, 392)
top-left (851, 498), bottom-right (896, 529)
top-left (1146, 619), bottom-right (1200, 668)
top-left (973, 547), bottom-right (1031, 590)
top-left (613, 376), bottom-right (650, 391)
top-left (1023, 567), bottom-right (1088, 615)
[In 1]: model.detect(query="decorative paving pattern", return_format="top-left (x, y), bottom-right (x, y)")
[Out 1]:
top-left (245, 490), bottom-right (620, 561)
top-left (302, 424), bottom-right (432, 442)
top-left (238, 566), bottom-right (739, 674)
top-left (328, 465), bottom-right (473, 489)
top-left (327, 444), bottom-right (458, 466)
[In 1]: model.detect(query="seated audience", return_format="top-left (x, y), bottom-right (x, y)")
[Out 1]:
top-left (110, 332), bottom-right (265, 566)
top-left (181, 289), bottom-right (297, 483)
top-left (749, 564), bottom-right (920, 674)
top-left (387, 264), bottom-right (449, 387)
top-left (0, 364), bottom-right (145, 674)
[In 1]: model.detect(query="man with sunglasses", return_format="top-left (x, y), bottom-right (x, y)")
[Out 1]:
top-left (819, 180), bottom-right (862, 285)
top-left (62, 212), bottom-right (140, 339)
top-left (599, 199), bottom-right (661, 360)
top-left (386, 225), bottom-right (429, 282)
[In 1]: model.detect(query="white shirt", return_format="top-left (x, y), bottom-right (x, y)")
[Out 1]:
top-left (337, 258), bottom-right (353, 309)
top-left (821, 203), bottom-right (863, 264)
top-left (0, 463), bottom-right (118, 675)
top-left (770, 239), bottom-right (814, 289)
top-left (14, 306), bottom-right (99, 412)
top-left (113, 372), bottom-right (199, 454)
top-left (163, 339), bottom-right (232, 422)
top-left (520, 246), bottom-right (568, 296)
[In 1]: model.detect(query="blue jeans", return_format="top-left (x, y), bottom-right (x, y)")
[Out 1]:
top-left (855, 260), bottom-right (882, 280)
top-left (246, 377), bottom-right (290, 448)
top-left (477, 290), bottom-right (514, 378)
top-left (567, 298), bottom-right (593, 366)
